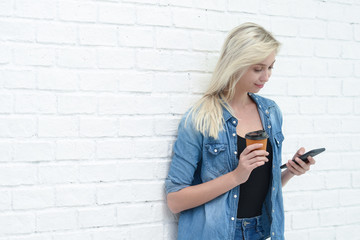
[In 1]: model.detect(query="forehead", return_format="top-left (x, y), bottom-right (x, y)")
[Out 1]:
top-left (255, 52), bottom-right (276, 66)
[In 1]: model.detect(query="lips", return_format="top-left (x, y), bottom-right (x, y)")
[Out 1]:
top-left (255, 84), bottom-right (264, 88)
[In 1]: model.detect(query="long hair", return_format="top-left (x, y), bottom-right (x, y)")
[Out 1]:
top-left (188, 22), bottom-right (281, 139)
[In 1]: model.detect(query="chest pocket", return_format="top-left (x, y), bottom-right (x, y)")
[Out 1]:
top-left (203, 143), bottom-right (229, 176)
top-left (274, 132), bottom-right (284, 148)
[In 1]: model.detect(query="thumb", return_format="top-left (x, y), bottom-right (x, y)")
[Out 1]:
top-left (297, 147), bottom-right (305, 156)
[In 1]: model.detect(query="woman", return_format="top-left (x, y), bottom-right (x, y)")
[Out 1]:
top-left (165, 22), bottom-right (315, 240)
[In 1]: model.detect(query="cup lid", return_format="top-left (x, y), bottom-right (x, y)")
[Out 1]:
top-left (245, 130), bottom-right (269, 140)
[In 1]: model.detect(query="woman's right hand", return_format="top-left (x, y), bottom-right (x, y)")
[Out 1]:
top-left (232, 143), bottom-right (269, 184)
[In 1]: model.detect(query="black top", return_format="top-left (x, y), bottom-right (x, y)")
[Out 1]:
top-left (236, 135), bottom-right (273, 218)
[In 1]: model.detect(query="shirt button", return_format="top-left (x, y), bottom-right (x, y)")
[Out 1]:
top-left (272, 232), bottom-right (275, 236)
top-left (233, 120), bottom-right (236, 124)
top-left (273, 187), bottom-right (275, 191)
top-left (234, 151), bottom-right (237, 155)
top-left (231, 217), bottom-right (235, 221)
top-left (266, 110), bottom-right (269, 114)
top-left (233, 133), bottom-right (236, 137)
top-left (272, 209), bottom-right (275, 213)
top-left (214, 149), bottom-right (218, 153)
top-left (234, 195), bottom-right (237, 198)
top-left (268, 125), bottom-right (271, 129)
top-left (259, 105), bottom-right (262, 108)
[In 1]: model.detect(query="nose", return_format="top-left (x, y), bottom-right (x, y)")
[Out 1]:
top-left (260, 69), bottom-right (271, 82)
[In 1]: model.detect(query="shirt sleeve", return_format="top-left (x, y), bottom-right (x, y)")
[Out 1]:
top-left (165, 112), bottom-right (203, 195)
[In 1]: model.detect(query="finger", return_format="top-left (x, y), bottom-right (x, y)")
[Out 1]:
top-left (245, 149), bottom-right (269, 160)
top-left (307, 156), bottom-right (316, 165)
top-left (291, 158), bottom-right (308, 173)
top-left (249, 160), bottom-right (266, 171)
top-left (286, 161), bottom-right (303, 175)
top-left (242, 143), bottom-right (264, 155)
top-left (294, 147), bottom-right (305, 158)
top-left (247, 156), bottom-right (269, 165)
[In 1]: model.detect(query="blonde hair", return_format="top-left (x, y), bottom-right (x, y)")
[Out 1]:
top-left (188, 22), bottom-right (281, 139)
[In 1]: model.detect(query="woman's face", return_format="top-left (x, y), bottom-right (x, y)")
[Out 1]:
top-left (235, 51), bottom-right (276, 94)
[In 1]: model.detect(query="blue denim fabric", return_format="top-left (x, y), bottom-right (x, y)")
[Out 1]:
top-left (234, 216), bottom-right (266, 240)
top-left (165, 93), bottom-right (285, 240)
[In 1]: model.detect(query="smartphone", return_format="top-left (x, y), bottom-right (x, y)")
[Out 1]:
top-left (280, 148), bottom-right (326, 169)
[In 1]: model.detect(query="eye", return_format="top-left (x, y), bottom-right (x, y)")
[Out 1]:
top-left (254, 67), bottom-right (262, 72)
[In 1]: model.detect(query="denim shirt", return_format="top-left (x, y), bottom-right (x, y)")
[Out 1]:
top-left (165, 93), bottom-right (285, 240)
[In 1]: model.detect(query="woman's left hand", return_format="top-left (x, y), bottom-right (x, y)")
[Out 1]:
top-left (286, 147), bottom-right (316, 176)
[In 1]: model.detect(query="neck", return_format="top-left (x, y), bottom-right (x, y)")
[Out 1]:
top-left (229, 92), bottom-right (253, 110)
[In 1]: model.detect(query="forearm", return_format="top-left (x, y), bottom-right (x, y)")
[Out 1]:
top-left (281, 169), bottom-right (294, 187)
top-left (167, 171), bottom-right (239, 214)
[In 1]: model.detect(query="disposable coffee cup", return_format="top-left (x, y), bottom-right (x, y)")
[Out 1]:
top-left (245, 130), bottom-right (269, 151)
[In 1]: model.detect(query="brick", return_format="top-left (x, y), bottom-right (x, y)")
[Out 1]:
top-left (277, 37), bottom-right (313, 57)
top-left (37, 22), bottom-right (76, 44)
top-left (15, 0), bottom-right (56, 19)
top-left (343, 79), bottom-right (360, 96)
top-left (79, 25), bottom-right (117, 46)
top-left (79, 162), bottom-right (118, 182)
top-left (270, 19), bottom-right (298, 37)
top-left (0, 116), bottom-right (36, 137)
top-left (13, 141), bottom-right (54, 162)
top-left (9, 235), bottom-right (53, 240)
top-left (154, 116), bottom-right (181, 136)
top-left (353, 171), bottom-right (360, 188)
top-left (343, 5), bottom-right (360, 23)
top-left (3, 70), bottom-right (36, 89)
top-left (57, 48), bottom-right (96, 69)
top-left (317, 2), bottom-right (344, 22)
top-left (287, 79), bottom-right (314, 96)
top-left (153, 72), bottom-right (189, 93)
top-left (136, 49), bottom-right (173, 71)
top-left (14, 46), bottom-right (55, 67)
top-left (137, 5), bottom-right (171, 26)
top-left (98, 95), bottom-right (136, 115)
top-left (56, 185), bottom-right (95, 206)
top-left (15, 92), bottom-right (56, 113)
top-left (58, 94), bottom-right (97, 114)
top-left (300, 59), bottom-right (327, 77)
top-left (56, 140), bottom-right (95, 160)
top-left (312, 190), bottom-right (339, 209)
top-left (0, 0), bottom-right (12, 16)
top-left (0, 213), bottom-right (35, 235)
top-left (97, 140), bottom-right (134, 159)
top-left (275, 58), bottom-right (301, 77)
top-left (173, 8), bottom-right (207, 29)
top-left (118, 26), bottom-right (154, 48)
top-left (38, 69), bottom-right (78, 91)
top-left (336, 225), bottom-right (360, 240)
top-left (345, 206), bottom-right (360, 224)
top-left (191, 31), bottom-right (224, 52)
top-left (228, 0), bottom-right (259, 13)
top-left (285, 172), bottom-right (325, 191)
top-left (38, 116), bottom-right (78, 137)
top-left (189, 73), bottom-right (211, 94)
top-left (0, 93), bottom-right (13, 113)
top-left (328, 60), bottom-right (353, 77)
top-left (193, 0), bottom-right (226, 11)
top-left (327, 21), bottom-right (352, 40)
top-left (0, 190), bottom-right (11, 210)
top-left (309, 228), bottom-right (336, 240)
top-left (132, 182), bottom-right (164, 202)
top-left (0, 141), bottom-right (12, 162)
top-left (13, 187), bottom-right (54, 210)
top-left (0, 44), bottom-right (10, 64)
top-left (99, 3), bottom-right (136, 25)
top-left (118, 161), bottom-right (164, 180)
top-left (97, 183), bottom-right (133, 204)
top-left (292, 211), bottom-right (319, 229)
top-left (97, 48), bottom-right (135, 69)
top-left (314, 41), bottom-right (342, 58)
top-left (342, 42), bottom-right (360, 60)
top-left (91, 228), bottom-right (130, 240)
top-left (117, 203), bottom-right (164, 225)
top-left (0, 20), bottom-right (35, 41)
top-left (319, 208), bottom-right (346, 227)
top-left (53, 232), bottom-right (92, 240)
top-left (156, 28), bottom-right (189, 50)
top-left (129, 224), bottom-right (163, 240)
top-left (299, 97), bottom-right (327, 115)
top-left (79, 206), bottom-right (116, 228)
top-left (36, 209), bottom-right (77, 231)
top-left (283, 192), bottom-right (312, 211)
top-left (299, 20), bottom-right (326, 39)
top-left (135, 95), bottom-right (171, 114)
top-left (0, 164), bottom-right (37, 186)
top-left (315, 78), bottom-right (342, 96)
top-left (119, 72), bottom-right (153, 93)
top-left (80, 117), bottom-right (117, 137)
top-left (79, 71), bottom-right (118, 92)
top-left (327, 98), bottom-right (353, 115)
top-left (282, 116), bottom-right (313, 134)
top-left (118, 117), bottom-right (154, 137)
top-left (59, 1), bottom-right (97, 22)
top-left (355, 24), bottom-right (360, 41)
top-left (38, 164), bottom-right (78, 184)
top-left (339, 189), bottom-right (360, 206)
top-left (171, 51), bottom-right (208, 71)
top-left (323, 171), bottom-right (351, 189)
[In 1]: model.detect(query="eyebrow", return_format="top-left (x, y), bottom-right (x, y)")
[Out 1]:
top-left (255, 60), bottom-right (276, 66)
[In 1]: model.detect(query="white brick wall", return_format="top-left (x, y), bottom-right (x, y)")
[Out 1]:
top-left (0, 0), bottom-right (359, 239)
